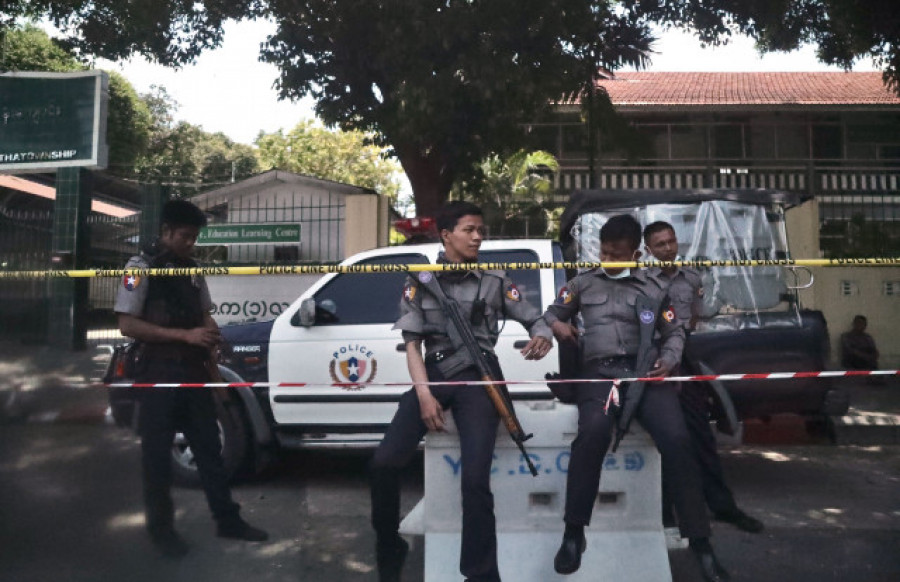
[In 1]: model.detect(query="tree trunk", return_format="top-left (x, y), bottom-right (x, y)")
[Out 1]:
top-left (394, 142), bottom-right (456, 218)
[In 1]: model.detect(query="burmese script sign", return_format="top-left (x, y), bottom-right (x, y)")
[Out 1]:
top-left (197, 223), bottom-right (302, 246)
top-left (0, 71), bottom-right (109, 171)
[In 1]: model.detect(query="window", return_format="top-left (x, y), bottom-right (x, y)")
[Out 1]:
top-left (310, 254), bottom-right (429, 325)
top-left (561, 125), bottom-right (589, 159)
top-left (840, 281), bottom-right (859, 296)
top-left (777, 124), bottom-right (809, 160)
top-left (884, 281), bottom-right (900, 297)
top-left (669, 125), bottom-right (706, 160)
top-left (812, 125), bottom-right (842, 159)
top-left (274, 246), bottom-right (299, 262)
top-left (713, 125), bottom-right (745, 159)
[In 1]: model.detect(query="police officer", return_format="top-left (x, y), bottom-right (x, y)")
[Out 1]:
top-left (115, 200), bottom-right (267, 558)
top-left (544, 215), bottom-right (729, 582)
top-left (644, 221), bottom-right (764, 534)
top-left (370, 201), bottom-right (553, 582)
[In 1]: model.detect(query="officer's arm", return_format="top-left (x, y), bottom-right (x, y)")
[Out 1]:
top-left (500, 276), bottom-right (553, 360)
top-left (647, 306), bottom-right (685, 377)
top-left (118, 313), bottom-right (220, 349)
top-left (543, 280), bottom-right (580, 344)
top-left (406, 339), bottom-right (445, 431)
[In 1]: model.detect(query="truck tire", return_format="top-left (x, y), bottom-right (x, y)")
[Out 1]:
top-left (171, 390), bottom-right (250, 487)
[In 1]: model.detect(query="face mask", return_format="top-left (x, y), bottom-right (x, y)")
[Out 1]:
top-left (603, 268), bottom-right (631, 279)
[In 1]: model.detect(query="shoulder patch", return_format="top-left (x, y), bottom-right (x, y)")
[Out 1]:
top-left (506, 282), bottom-right (521, 302)
top-left (556, 286), bottom-right (574, 305)
top-left (122, 274), bottom-right (141, 291)
top-left (662, 305), bottom-right (676, 323)
top-left (403, 282), bottom-right (418, 302)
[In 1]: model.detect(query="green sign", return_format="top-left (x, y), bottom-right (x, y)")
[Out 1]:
top-left (197, 223), bottom-right (302, 246)
top-left (0, 71), bottom-right (109, 172)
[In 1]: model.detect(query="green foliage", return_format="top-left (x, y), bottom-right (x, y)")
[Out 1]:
top-left (0, 23), bottom-right (81, 71)
top-left (255, 121), bottom-right (403, 200)
top-left (452, 150), bottom-right (560, 238)
top-left (625, 0), bottom-right (900, 93)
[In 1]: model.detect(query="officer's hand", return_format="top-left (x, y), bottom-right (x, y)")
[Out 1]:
top-left (183, 326), bottom-right (221, 349)
top-left (521, 336), bottom-right (552, 360)
top-left (551, 321), bottom-right (579, 344)
top-left (417, 389), bottom-right (445, 432)
top-left (647, 358), bottom-right (674, 378)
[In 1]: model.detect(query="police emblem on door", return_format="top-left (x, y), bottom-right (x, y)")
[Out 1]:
top-left (329, 347), bottom-right (378, 390)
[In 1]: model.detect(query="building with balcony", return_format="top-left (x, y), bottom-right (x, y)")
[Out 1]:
top-left (533, 71), bottom-right (900, 365)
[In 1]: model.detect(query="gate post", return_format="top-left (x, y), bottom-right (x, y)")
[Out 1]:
top-left (47, 168), bottom-right (92, 350)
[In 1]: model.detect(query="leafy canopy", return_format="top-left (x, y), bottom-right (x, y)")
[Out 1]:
top-left (255, 121), bottom-right (403, 201)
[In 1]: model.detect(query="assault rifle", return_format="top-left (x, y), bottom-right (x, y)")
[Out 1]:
top-left (414, 271), bottom-right (539, 477)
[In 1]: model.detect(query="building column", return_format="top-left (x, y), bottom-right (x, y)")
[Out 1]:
top-left (47, 168), bottom-right (92, 350)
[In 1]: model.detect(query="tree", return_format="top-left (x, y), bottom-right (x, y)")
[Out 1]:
top-left (0, 24), bottom-right (153, 172)
top-left (451, 150), bottom-right (560, 237)
top-left (625, 0), bottom-right (900, 93)
top-left (255, 121), bottom-right (403, 200)
top-left (9, 2), bottom-right (653, 215)
top-left (11, 2), bottom-right (899, 213)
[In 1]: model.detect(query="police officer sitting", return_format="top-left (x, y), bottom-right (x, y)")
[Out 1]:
top-left (115, 200), bottom-right (267, 558)
top-left (644, 221), bottom-right (763, 535)
top-left (370, 201), bottom-right (553, 582)
top-left (544, 215), bottom-right (729, 582)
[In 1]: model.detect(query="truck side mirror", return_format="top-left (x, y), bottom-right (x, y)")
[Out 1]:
top-left (296, 298), bottom-right (317, 327)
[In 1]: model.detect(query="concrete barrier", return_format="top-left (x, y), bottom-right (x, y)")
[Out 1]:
top-left (399, 400), bottom-right (671, 581)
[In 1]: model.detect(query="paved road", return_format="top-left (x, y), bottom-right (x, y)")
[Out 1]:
top-left (1, 421), bottom-right (898, 582)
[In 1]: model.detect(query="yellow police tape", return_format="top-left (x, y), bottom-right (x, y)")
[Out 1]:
top-left (0, 257), bottom-right (899, 279)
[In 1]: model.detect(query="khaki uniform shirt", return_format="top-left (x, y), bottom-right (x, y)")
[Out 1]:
top-left (648, 267), bottom-right (702, 331)
top-left (543, 269), bottom-right (684, 370)
top-left (113, 254), bottom-right (213, 318)
top-left (394, 269), bottom-right (551, 377)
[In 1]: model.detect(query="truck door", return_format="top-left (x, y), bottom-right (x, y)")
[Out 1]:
top-left (268, 253), bottom-right (429, 428)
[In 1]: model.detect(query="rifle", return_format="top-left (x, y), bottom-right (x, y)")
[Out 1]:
top-left (611, 293), bottom-right (664, 452)
top-left (414, 271), bottom-right (539, 477)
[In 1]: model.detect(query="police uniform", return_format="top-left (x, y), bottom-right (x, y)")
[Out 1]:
top-left (370, 262), bottom-right (551, 582)
top-left (650, 267), bottom-right (744, 520)
top-left (114, 245), bottom-right (240, 536)
top-left (543, 268), bottom-right (710, 540)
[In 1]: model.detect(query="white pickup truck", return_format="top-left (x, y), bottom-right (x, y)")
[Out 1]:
top-left (109, 188), bottom-right (845, 484)
top-left (149, 239), bottom-right (564, 483)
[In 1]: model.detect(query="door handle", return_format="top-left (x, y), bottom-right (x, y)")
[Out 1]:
top-left (396, 343), bottom-right (407, 352)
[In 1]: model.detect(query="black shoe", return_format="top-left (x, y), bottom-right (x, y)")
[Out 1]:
top-left (553, 527), bottom-right (586, 575)
top-left (713, 508), bottom-right (764, 533)
top-left (216, 518), bottom-right (269, 542)
top-left (148, 527), bottom-right (189, 558)
top-left (692, 547), bottom-right (730, 582)
top-left (376, 534), bottom-right (409, 582)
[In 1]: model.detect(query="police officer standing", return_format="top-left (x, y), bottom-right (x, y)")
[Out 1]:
top-left (544, 215), bottom-right (729, 582)
top-left (115, 200), bottom-right (267, 558)
top-left (370, 201), bottom-right (553, 582)
top-left (644, 221), bottom-right (764, 535)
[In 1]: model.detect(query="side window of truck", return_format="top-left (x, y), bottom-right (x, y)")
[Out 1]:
top-left (311, 254), bottom-right (429, 325)
top-left (478, 249), bottom-right (542, 308)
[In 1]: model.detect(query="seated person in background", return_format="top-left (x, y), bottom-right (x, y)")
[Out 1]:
top-left (841, 315), bottom-right (879, 370)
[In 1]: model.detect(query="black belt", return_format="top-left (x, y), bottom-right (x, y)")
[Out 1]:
top-left (588, 355), bottom-right (637, 369)
top-left (424, 348), bottom-right (493, 365)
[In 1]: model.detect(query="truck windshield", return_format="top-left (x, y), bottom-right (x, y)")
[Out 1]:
top-left (569, 200), bottom-right (801, 330)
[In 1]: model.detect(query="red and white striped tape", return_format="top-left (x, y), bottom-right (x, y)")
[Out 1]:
top-left (104, 369), bottom-right (899, 389)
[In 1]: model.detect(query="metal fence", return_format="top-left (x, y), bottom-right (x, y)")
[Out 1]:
top-left (818, 193), bottom-right (900, 258)
top-left (0, 209), bottom-right (53, 343)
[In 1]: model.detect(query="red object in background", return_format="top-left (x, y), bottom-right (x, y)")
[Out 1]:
top-left (393, 216), bottom-right (439, 242)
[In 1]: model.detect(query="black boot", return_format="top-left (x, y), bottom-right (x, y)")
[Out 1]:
top-left (216, 517), bottom-right (269, 542)
top-left (690, 538), bottom-right (730, 582)
top-left (713, 507), bottom-right (764, 533)
top-left (553, 524), bottom-right (586, 575)
top-left (148, 526), bottom-right (190, 558)
top-left (376, 533), bottom-right (409, 582)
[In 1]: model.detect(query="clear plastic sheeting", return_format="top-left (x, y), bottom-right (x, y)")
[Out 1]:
top-left (569, 200), bottom-right (801, 331)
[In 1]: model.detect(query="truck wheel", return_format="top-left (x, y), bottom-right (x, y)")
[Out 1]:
top-left (171, 390), bottom-right (250, 487)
